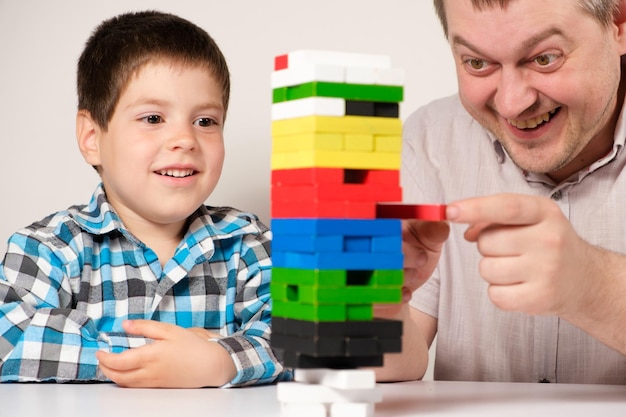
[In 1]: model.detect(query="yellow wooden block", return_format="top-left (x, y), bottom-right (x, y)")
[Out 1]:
top-left (271, 149), bottom-right (400, 170)
top-left (271, 115), bottom-right (402, 136)
top-left (272, 133), bottom-right (344, 152)
top-left (344, 133), bottom-right (374, 152)
top-left (375, 135), bottom-right (402, 152)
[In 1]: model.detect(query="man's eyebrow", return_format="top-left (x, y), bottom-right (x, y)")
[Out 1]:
top-left (452, 27), bottom-right (567, 56)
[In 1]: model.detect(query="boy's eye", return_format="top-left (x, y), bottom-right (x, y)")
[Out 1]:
top-left (194, 117), bottom-right (217, 127)
top-left (143, 115), bottom-right (163, 124)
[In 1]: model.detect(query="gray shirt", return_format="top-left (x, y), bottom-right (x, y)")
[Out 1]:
top-left (403, 94), bottom-right (626, 384)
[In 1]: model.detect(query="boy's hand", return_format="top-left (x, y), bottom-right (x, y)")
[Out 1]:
top-left (374, 219), bottom-right (450, 318)
top-left (187, 327), bottom-right (223, 340)
top-left (96, 320), bottom-right (236, 388)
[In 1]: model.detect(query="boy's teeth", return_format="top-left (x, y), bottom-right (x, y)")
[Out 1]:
top-left (158, 169), bottom-right (193, 177)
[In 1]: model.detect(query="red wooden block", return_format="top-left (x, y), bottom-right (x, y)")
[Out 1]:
top-left (365, 170), bottom-right (400, 185)
top-left (272, 184), bottom-right (402, 203)
top-left (271, 168), bottom-right (343, 185)
top-left (376, 203), bottom-right (447, 221)
top-left (275, 54), bottom-right (289, 70)
top-left (271, 200), bottom-right (376, 219)
top-left (271, 168), bottom-right (399, 186)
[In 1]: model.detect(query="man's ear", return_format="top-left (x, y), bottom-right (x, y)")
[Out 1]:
top-left (76, 110), bottom-right (102, 167)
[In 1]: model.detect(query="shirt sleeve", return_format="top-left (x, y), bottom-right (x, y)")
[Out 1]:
top-left (214, 227), bottom-right (292, 387)
top-left (0, 230), bottom-right (149, 382)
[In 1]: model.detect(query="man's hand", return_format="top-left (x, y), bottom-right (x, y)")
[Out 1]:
top-left (96, 320), bottom-right (236, 388)
top-left (446, 193), bottom-right (598, 317)
top-left (375, 219), bottom-right (449, 318)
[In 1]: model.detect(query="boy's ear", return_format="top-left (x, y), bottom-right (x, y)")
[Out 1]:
top-left (76, 110), bottom-right (102, 167)
top-left (614, 0), bottom-right (626, 54)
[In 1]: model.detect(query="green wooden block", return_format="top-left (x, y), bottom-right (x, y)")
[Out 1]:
top-left (272, 268), bottom-right (347, 286)
top-left (273, 87), bottom-right (287, 102)
top-left (273, 300), bottom-right (347, 321)
top-left (297, 286), bottom-right (402, 304)
top-left (272, 82), bottom-right (403, 103)
top-left (372, 270), bottom-right (404, 286)
top-left (272, 268), bottom-right (404, 288)
top-left (272, 283), bottom-right (401, 304)
top-left (272, 300), bottom-right (374, 322)
top-left (347, 304), bottom-right (373, 320)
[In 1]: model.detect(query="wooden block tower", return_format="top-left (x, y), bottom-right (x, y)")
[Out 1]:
top-left (270, 50), bottom-right (407, 416)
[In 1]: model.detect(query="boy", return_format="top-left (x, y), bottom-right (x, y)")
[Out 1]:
top-left (0, 10), bottom-right (287, 388)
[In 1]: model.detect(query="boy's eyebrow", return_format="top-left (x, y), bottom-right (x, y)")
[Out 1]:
top-left (451, 27), bottom-right (567, 57)
top-left (124, 97), bottom-right (224, 111)
top-left (123, 97), bottom-right (168, 110)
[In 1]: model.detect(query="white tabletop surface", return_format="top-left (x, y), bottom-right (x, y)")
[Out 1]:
top-left (2, 380), bottom-right (626, 416)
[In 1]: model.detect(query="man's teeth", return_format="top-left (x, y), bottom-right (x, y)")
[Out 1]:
top-left (158, 169), bottom-right (194, 177)
top-left (509, 109), bottom-right (557, 129)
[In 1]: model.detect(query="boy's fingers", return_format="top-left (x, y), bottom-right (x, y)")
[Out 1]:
top-left (122, 319), bottom-right (178, 340)
top-left (97, 349), bottom-right (142, 372)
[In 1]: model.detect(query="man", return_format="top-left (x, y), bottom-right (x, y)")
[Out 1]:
top-left (376, 0), bottom-right (626, 384)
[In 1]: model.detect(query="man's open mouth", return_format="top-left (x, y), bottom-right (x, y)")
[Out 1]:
top-left (508, 108), bottom-right (560, 130)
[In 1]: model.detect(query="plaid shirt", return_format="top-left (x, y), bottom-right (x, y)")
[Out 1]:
top-left (0, 184), bottom-right (287, 386)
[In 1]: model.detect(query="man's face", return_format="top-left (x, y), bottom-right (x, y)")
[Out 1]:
top-left (446, 0), bottom-right (626, 181)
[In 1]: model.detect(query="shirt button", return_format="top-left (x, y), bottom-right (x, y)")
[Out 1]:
top-left (551, 191), bottom-right (562, 201)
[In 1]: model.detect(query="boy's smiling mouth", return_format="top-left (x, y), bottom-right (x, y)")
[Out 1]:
top-left (156, 168), bottom-right (196, 178)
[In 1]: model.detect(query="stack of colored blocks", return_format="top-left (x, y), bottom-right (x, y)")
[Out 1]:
top-left (270, 50), bottom-right (405, 372)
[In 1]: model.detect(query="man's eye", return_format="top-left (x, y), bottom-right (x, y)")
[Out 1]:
top-left (194, 117), bottom-right (216, 127)
top-left (143, 115), bottom-right (162, 124)
top-left (469, 59), bottom-right (485, 69)
top-left (534, 54), bottom-right (557, 66)
top-left (468, 58), bottom-right (486, 70)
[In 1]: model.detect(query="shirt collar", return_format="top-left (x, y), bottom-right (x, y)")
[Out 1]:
top-left (71, 183), bottom-right (254, 244)
top-left (72, 183), bottom-right (124, 235)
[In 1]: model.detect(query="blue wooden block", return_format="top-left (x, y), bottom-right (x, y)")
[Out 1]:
top-left (273, 251), bottom-right (403, 270)
top-left (272, 233), bottom-right (399, 254)
top-left (371, 235), bottom-right (402, 253)
top-left (272, 234), bottom-right (343, 252)
top-left (271, 218), bottom-right (401, 236)
top-left (343, 236), bottom-right (371, 252)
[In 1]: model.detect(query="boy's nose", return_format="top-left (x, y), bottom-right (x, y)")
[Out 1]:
top-left (167, 125), bottom-right (197, 151)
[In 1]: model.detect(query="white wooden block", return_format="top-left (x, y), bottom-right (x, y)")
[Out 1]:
top-left (286, 50), bottom-right (391, 70)
top-left (345, 67), bottom-right (377, 84)
top-left (375, 68), bottom-right (406, 86)
top-left (276, 381), bottom-right (382, 404)
top-left (271, 97), bottom-right (345, 120)
top-left (271, 64), bottom-right (345, 88)
top-left (280, 402), bottom-right (327, 417)
top-left (294, 369), bottom-right (376, 389)
top-left (330, 402), bottom-right (375, 417)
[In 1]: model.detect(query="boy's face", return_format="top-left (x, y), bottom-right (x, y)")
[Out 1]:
top-left (446, 0), bottom-right (626, 181)
top-left (86, 61), bottom-right (225, 232)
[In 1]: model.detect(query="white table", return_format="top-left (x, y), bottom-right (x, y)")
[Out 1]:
top-left (2, 380), bottom-right (626, 416)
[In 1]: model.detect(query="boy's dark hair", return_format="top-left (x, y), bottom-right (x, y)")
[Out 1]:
top-left (77, 10), bottom-right (230, 129)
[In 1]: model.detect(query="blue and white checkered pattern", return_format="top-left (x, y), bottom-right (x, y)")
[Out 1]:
top-left (0, 184), bottom-right (287, 386)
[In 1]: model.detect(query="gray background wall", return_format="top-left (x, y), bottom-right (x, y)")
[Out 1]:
top-left (0, 0), bottom-right (458, 379)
